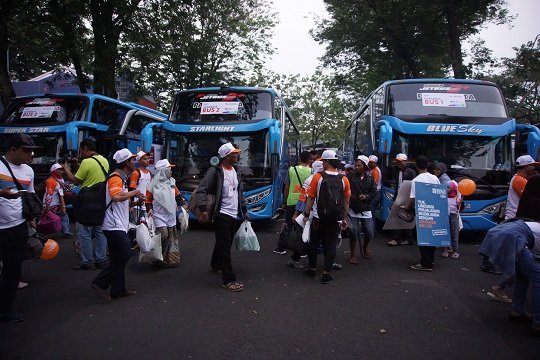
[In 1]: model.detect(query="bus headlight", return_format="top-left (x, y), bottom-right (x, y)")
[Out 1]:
top-left (480, 201), bottom-right (506, 214)
top-left (245, 188), bottom-right (272, 205)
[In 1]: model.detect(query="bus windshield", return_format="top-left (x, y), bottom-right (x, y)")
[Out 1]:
top-left (1, 96), bottom-right (87, 125)
top-left (166, 131), bottom-right (272, 190)
top-left (388, 132), bottom-right (512, 186)
top-left (170, 91), bottom-right (273, 123)
top-left (388, 83), bottom-right (508, 118)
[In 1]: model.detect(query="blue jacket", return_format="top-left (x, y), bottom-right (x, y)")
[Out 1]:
top-left (478, 219), bottom-right (534, 279)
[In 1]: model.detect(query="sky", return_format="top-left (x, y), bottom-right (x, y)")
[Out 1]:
top-left (265, 0), bottom-right (540, 75)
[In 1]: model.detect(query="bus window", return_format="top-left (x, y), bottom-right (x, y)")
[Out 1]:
top-left (355, 105), bottom-right (371, 157)
top-left (125, 114), bottom-right (152, 137)
top-left (274, 97), bottom-right (282, 122)
top-left (372, 87), bottom-right (384, 120)
top-left (1, 96), bottom-right (87, 125)
top-left (343, 122), bottom-right (356, 163)
top-left (170, 91), bottom-right (273, 123)
top-left (91, 99), bottom-right (129, 130)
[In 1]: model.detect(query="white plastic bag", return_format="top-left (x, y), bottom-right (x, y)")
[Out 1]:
top-left (136, 216), bottom-right (156, 253)
top-left (138, 232), bottom-right (163, 263)
top-left (178, 207), bottom-right (189, 235)
top-left (302, 217), bottom-right (312, 244)
top-left (234, 221), bottom-right (260, 251)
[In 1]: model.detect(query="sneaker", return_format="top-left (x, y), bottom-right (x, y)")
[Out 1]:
top-left (303, 268), bottom-right (316, 277)
top-left (321, 273), bottom-right (333, 284)
top-left (0, 311), bottom-right (24, 323)
top-left (287, 260), bottom-right (304, 269)
top-left (73, 262), bottom-right (96, 270)
top-left (273, 247), bottom-right (287, 255)
top-left (332, 263), bottom-right (343, 270)
top-left (450, 252), bottom-right (459, 259)
top-left (410, 263), bottom-right (433, 272)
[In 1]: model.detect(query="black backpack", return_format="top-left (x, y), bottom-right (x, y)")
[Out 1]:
top-left (73, 156), bottom-right (111, 226)
top-left (317, 172), bottom-right (345, 222)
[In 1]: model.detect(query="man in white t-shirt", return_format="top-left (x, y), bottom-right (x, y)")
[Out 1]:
top-left (196, 142), bottom-right (249, 292)
top-left (406, 155), bottom-right (441, 272)
top-left (0, 134), bottom-right (40, 322)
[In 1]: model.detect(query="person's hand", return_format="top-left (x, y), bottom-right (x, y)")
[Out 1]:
top-left (132, 190), bottom-right (144, 200)
top-left (199, 212), bottom-right (210, 223)
top-left (339, 219), bottom-right (349, 230)
top-left (0, 186), bottom-right (21, 199)
top-left (244, 211), bottom-right (250, 221)
top-left (147, 209), bottom-right (153, 218)
top-left (29, 219), bottom-right (37, 228)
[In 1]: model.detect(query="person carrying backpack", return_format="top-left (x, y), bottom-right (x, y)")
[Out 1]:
top-left (302, 150), bottom-right (351, 284)
top-left (62, 139), bottom-right (109, 270)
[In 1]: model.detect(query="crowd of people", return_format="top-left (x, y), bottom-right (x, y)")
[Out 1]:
top-left (0, 133), bottom-right (539, 337)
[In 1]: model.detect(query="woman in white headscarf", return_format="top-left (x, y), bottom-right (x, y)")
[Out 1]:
top-left (147, 159), bottom-right (185, 267)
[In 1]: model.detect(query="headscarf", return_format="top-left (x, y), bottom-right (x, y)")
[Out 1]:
top-left (434, 162), bottom-right (447, 174)
top-left (448, 180), bottom-right (458, 198)
top-left (148, 168), bottom-right (177, 215)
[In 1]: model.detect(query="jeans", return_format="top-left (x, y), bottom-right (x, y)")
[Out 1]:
top-left (92, 230), bottom-right (131, 296)
top-left (449, 213), bottom-right (459, 252)
top-left (211, 213), bottom-right (242, 284)
top-left (307, 218), bottom-right (340, 273)
top-left (76, 222), bottom-right (107, 265)
top-left (348, 215), bottom-right (375, 249)
top-left (60, 213), bottom-right (72, 235)
top-left (512, 247), bottom-right (540, 327)
top-left (0, 222), bottom-right (28, 313)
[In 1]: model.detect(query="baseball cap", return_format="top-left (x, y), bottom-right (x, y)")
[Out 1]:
top-left (155, 159), bottom-right (176, 171)
top-left (136, 151), bottom-right (150, 162)
top-left (516, 155), bottom-right (539, 167)
top-left (368, 155), bottom-right (378, 163)
top-left (321, 149), bottom-right (338, 160)
top-left (113, 148), bottom-right (136, 163)
top-left (50, 163), bottom-right (63, 173)
top-left (312, 160), bottom-right (324, 173)
top-left (396, 153), bottom-right (408, 161)
top-left (7, 134), bottom-right (41, 149)
top-left (218, 142), bottom-right (241, 158)
top-left (356, 155), bottom-right (369, 167)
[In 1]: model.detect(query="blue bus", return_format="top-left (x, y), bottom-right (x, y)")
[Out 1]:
top-left (141, 86), bottom-right (301, 220)
top-left (343, 78), bottom-right (540, 231)
top-left (0, 93), bottom-right (168, 185)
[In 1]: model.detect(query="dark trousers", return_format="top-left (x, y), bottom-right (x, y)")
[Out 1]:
top-left (307, 218), bottom-right (340, 272)
top-left (0, 222), bottom-right (28, 313)
top-left (211, 214), bottom-right (241, 284)
top-left (419, 246), bottom-right (436, 268)
top-left (277, 206), bottom-right (296, 249)
top-left (93, 230), bottom-right (131, 296)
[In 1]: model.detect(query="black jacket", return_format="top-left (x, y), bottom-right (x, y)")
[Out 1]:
top-left (195, 165), bottom-right (247, 220)
top-left (347, 172), bottom-right (377, 213)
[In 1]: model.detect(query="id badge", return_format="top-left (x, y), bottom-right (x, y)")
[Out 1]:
top-left (228, 186), bottom-right (235, 196)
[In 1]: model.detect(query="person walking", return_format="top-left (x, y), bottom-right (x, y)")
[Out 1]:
top-left (91, 149), bottom-right (143, 300)
top-left (0, 134), bottom-right (40, 322)
top-left (195, 142), bottom-right (248, 292)
top-left (387, 153), bottom-right (416, 246)
top-left (62, 139), bottom-right (109, 270)
top-left (368, 155), bottom-right (381, 215)
top-left (42, 163), bottom-right (73, 238)
top-left (146, 159), bottom-right (184, 267)
top-left (406, 156), bottom-right (441, 271)
top-left (504, 155), bottom-right (538, 220)
top-left (347, 155), bottom-right (376, 263)
top-left (129, 151), bottom-right (152, 223)
top-left (273, 151), bottom-right (312, 255)
top-left (303, 149), bottom-right (351, 284)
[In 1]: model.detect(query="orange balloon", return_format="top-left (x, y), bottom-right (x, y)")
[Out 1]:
top-left (40, 239), bottom-right (59, 260)
top-left (458, 179), bottom-right (476, 196)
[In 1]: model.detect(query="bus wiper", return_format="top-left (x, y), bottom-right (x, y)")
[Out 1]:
top-left (455, 170), bottom-right (498, 193)
top-left (427, 113), bottom-right (449, 116)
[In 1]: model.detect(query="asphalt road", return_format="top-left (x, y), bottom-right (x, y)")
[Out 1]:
top-left (0, 220), bottom-right (537, 359)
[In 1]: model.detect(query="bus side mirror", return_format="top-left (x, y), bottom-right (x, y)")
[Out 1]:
top-left (527, 130), bottom-right (540, 161)
top-left (378, 121), bottom-right (392, 154)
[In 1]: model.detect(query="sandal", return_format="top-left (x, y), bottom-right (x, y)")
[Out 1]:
top-left (387, 240), bottom-right (399, 247)
top-left (363, 249), bottom-right (372, 259)
top-left (222, 282), bottom-right (244, 292)
top-left (348, 257), bottom-right (359, 265)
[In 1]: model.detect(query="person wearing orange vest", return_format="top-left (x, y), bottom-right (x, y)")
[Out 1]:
top-left (42, 163), bottom-right (72, 237)
top-left (368, 155), bottom-right (382, 215)
top-left (504, 155), bottom-right (539, 219)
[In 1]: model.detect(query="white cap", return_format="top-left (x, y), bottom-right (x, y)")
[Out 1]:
top-left (136, 151), bottom-right (150, 162)
top-left (50, 163), bottom-right (63, 173)
top-left (218, 142), bottom-right (241, 158)
top-left (368, 155), bottom-right (378, 163)
top-left (396, 153), bottom-right (408, 161)
top-left (356, 155), bottom-right (369, 167)
top-left (516, 155), bottom-right (539, 167)
top-left (344, 164), bottom-right (354, 170)
top-left (312, 160), bottom-right (324, 173)
top-left (155, 159), bottom-right (176, 171)
top-left (113, 148), bottom-right (136, 163)
top-left (321, 149), bottom-right (338, 160)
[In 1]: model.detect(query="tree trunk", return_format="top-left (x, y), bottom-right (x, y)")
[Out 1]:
top-left (0, 0), bottom-right (15, 107)
top-left (446, 3), bottom-right (466, 79)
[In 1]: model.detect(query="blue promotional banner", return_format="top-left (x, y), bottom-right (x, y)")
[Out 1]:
top-left (415, 183), bottom-right (451, 247)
